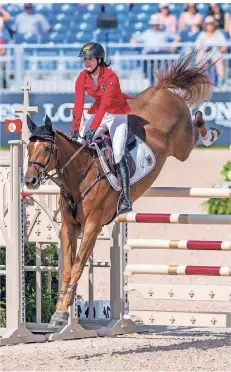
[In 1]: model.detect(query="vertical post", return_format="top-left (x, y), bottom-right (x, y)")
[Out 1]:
top-left (88, 253), bottom-right (94, 319)
top-left (97, 221), bottom-right (139, 336)
top-left (0, 141), bottom-right (45, 345)
top-left (109, 222), bottom-right (122, 321)
top-left (19, 167), bottom-right (25, 325)
top-left (36, 243), bottom-right (42, 325)
top-left (14, 46), bottom-right (24, 92)
top-left (13, 81), bottom-right (38, 144)
top-left (5, 140), bottom-right (23, 329)
top-left (105, 34), bottom-right (108, 60)
top-left (121, 222), bottom-right (129, 323)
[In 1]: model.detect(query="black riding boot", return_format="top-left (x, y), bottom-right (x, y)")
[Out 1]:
top-left (116, 156), bottom-right (132, 215)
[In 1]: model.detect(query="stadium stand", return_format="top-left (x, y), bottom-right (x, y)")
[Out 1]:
top-left (0, 3), bottom-right (230, 91)
top-left (2, 3), bottom-right (230, 44)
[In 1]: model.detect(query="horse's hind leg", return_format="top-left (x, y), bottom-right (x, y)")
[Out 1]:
top-left (193, 111), bottom-right (221, 146)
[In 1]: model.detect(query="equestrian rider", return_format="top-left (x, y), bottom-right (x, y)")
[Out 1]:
top-left (70, 42), bottom-right (133, 215)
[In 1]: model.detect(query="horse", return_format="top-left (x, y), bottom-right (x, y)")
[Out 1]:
top-left (24, 51), bottom-right (218, 328)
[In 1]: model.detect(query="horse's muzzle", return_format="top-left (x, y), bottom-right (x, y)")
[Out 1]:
top-left (25, 175), bottom-right (40, 189)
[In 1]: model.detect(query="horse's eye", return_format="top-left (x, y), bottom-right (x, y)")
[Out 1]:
top-left (44, 145), bottom-right (51, 152)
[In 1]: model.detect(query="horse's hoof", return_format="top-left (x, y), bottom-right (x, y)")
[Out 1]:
top-left (193, 111), bottom-right (205, 129)
top-left (195, 110), bottom-right (203, 118)
top-left (211, 127), bottom-right (222, 137)
top-left (48, 311), bottom-right (69, 329)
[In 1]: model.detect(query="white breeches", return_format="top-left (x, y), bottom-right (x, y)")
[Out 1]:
top-left (78, 113), bottom-right (128, 163)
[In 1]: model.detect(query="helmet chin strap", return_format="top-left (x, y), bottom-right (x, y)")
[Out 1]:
top-left (87, 58), bottom-right (101, 75)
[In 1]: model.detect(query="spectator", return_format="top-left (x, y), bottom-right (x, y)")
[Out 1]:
top-left (158, 3), bottom-right (177, 33)
top-left (0, 6), bottom-right (10, 88)
top-left (208, 4), bottom-right (230, 33)
top-left (131, 14), bottom-right (176, 54)
top-left (179, 3), bottom-right (203, 31)
top-left (0, 37), bottom-right (7, 88)
top-left (127, 4), bottom-right (134, 11)
top-left (0, 6), bottom-right (10, 52)
top-left (0, 35), bottom-right (4, 56)
top-left (12, 3), bottom-right (50, 36)
top-left (172, 23), bottom-right (200, 53)
top-left (195, 16), bottom-right (227, 86)
top-left (0, 6), bottom-right (10, 35)
top-left (131, 14), bottom-right (176, 83)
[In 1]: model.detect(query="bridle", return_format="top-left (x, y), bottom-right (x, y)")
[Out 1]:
top-left (27, 135), bottom-right (105, 217)
top-left (28, 142), bottom-right (56, 182)
top-left (28, 136), bottom-right (87, 181)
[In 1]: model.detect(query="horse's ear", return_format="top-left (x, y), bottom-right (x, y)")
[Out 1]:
top-left (27, 114), bottom-right (37, 133)
top-left (45, 114), bottom-right (53, 131)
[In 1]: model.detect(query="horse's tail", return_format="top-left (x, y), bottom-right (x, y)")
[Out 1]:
top-left (155, 50), bottom-right (214, 107)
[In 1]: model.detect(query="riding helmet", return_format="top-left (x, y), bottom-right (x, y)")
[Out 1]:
top-left (78, 42), bottom-right (105, 60)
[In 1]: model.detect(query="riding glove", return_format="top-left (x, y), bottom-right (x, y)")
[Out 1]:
top-left (84, 129), bottom-right (96, 145)
top-left (70, 130), bottom-right (79, 140)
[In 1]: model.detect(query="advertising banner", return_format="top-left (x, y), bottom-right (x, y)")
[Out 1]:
top-left (1, 91), bottom-right (230, 147)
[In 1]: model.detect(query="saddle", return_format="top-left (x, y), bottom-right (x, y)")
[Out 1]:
top-left (90, 125), bottom-right (156, 192)
top-left (93, 125), bottom-right (137, 178)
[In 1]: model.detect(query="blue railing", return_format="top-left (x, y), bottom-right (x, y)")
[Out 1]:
top-left (1, 43), bottom-right (231, 93)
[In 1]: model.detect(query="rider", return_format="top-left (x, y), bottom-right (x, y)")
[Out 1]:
top-left (70, 42), bottom-right (133, 215)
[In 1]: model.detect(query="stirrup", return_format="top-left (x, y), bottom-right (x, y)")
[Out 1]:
top-left (117, 205), bottom-right (133, 216)
top-left (117, 196), bottom-right (133, 216)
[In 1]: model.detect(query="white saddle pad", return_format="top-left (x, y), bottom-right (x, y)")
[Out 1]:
top-left (92, 135), bottom-right (156, 192)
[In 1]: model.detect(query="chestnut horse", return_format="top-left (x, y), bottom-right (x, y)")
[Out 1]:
top-left (25, 51), bottom-right (216, 327)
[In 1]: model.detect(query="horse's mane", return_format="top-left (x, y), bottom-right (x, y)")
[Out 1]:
top-left (55, 129), bottom-right (80, 145)
top-left (54, 130), bottom-right (92, 156)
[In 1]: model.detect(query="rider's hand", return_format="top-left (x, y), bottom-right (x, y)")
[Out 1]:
top-left (70, 130), bottom-right (79, 140)
top-left (84, 129), bottom-right (95, 145)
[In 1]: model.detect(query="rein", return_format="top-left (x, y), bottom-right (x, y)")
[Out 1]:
top-left (57, 143), bottom-right (86, 174)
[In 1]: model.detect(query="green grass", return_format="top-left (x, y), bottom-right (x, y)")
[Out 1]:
top-left (196, 145), bottom-right (230, 149)
top-left (0, 147), bottom-right (10, 151)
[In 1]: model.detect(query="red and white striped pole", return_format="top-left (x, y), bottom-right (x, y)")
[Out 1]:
top-left (125, 239), bottom-right (231, 250)
top-left (116, 213), bottom-right (231, 225)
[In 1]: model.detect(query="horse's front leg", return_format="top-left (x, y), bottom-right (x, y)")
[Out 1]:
top-left (56, 221), bottom-right (80, 309)
top-left (50, 216), bottom-right (102, 327)
top-left (49, 218), bottom-right (81, 328)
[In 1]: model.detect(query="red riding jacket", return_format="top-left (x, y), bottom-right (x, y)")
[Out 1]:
top-left (71, 65), bottom-right (133, 131)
